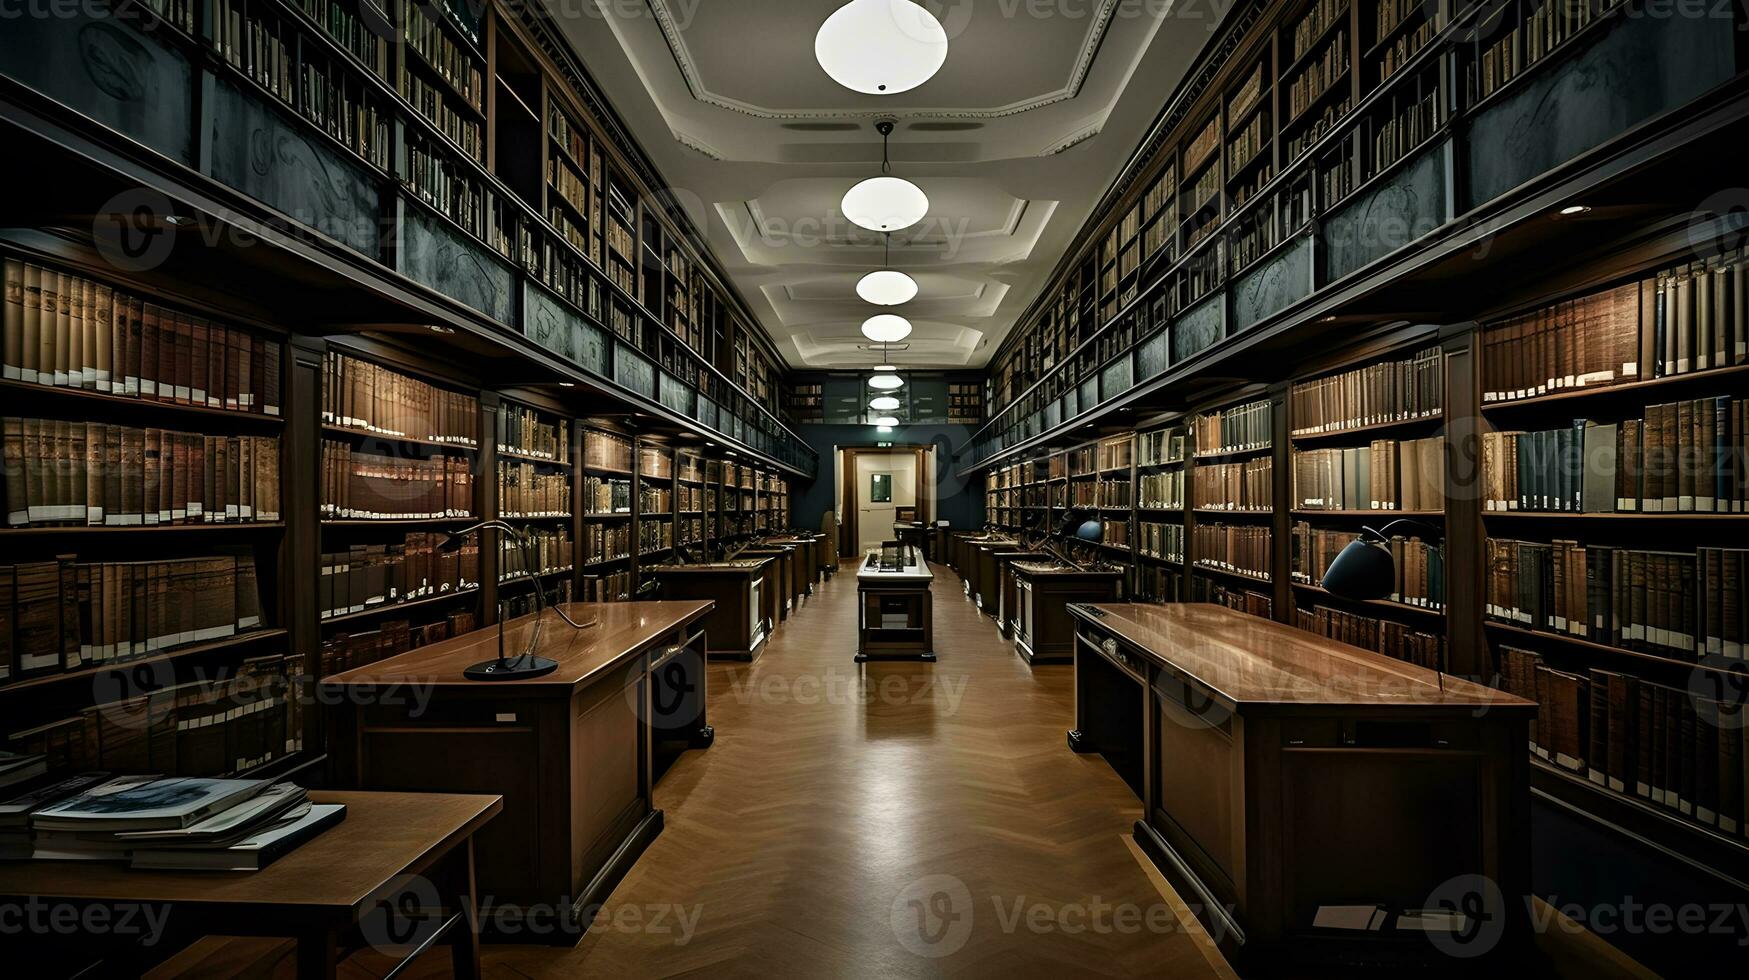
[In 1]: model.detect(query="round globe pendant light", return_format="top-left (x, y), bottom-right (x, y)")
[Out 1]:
top-left (857, 269), bottom-right (918, 306)
top-left (861, 314), bottom-right (912, 343)
top-left (870, 395), bottom-right (901, 411)
top-left (843, 176), bottom-right (928, 233)
top-left (815, 0), bottom-right (949, 96)
top-left (873, 416), bottom-right (901, 427)
top-left (868, 373), bottom-right (904, 391)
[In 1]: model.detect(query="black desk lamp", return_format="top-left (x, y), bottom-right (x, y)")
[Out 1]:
top-left (1320, 519), bottom-right (1439, 600)
top-left (440, 520), bottom-right (595, 681)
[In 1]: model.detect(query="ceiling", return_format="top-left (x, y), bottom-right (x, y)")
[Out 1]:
top-left (549, 0), bottom-right (1227, 371)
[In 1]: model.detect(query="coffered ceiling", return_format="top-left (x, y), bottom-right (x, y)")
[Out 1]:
top-left (549, 0), bottom-right (1226, 370)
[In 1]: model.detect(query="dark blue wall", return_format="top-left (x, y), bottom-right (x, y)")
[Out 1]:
top-left (790, 423), bottom-right (984, 535)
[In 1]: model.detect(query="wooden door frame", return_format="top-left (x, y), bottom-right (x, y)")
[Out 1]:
top-left (839, 445), bottom-right (932, 559)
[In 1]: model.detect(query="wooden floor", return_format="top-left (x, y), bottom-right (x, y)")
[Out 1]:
top-left (343, 559), bottom-right (1226, 978)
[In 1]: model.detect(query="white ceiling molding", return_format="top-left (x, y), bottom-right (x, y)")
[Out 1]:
top-left (645, 0), bottom-right (1125, 121)
top-left (672, 130), bottom-right (724, 159)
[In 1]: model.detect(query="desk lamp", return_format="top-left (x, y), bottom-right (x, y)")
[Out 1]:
top-left (1319, 519), bottom-right (1438, 601)
top-left (440, 521), bottom-right (595, 681)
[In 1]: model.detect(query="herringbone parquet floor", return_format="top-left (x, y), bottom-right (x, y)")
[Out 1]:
top-left (209, 561), bottom-right (1228, 979)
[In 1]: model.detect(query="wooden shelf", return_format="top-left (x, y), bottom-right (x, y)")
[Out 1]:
top-left (1481, 510), bottom-right (1747, 522)
top-left (3, 628), bottom-right (289, 694)
top-left (1288, 413), bottom-right (1443, 444)
top-left (0, 522), bottom-right (286, 536)
top-left (1192, 445), bottom-right (1273, 461)
top-left (498, 448), bottom-right (572, 467)
top-left (1291, 581), bottom-right (1445, 618)
top-left (320, 517), bottom-right (478, 527)
top-left (1192, 563), bottom-right (1272, 584)
top-left (0, 379), bottom-right (285, 426)
top-left (1483, 620), bottom-right (1700, 674)
top-left (322, 588), bottom-right (482, 628)
top-left (1289, 509), bottom-right (1443, 519)
top-left (1480, 364), bottom-right (1749, 413)
top-left (322, 424), bottom-right (477, 453)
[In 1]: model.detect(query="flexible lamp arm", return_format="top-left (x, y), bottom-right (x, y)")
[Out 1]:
top-left (1360, 519), bottom-right (1442, 543)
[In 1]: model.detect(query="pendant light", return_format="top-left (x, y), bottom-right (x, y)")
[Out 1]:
top-left (868, 373), bottom-right (905, 391)
top-left (861, 314), bottom-right (912, 344)
top-left (869, 395), bottom-right (901, 411)
top-left (843, 121), bottom-right (928, 232)
top-left (873, 416), bottom-right (901, 427)
top-left (815, 0), bottom-right (948, 96)
top-left (857, 233), bottom-right (919, 305)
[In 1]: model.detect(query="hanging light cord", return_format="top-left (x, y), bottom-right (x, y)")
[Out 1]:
top-left (881, 125), bottom-right (892, 175)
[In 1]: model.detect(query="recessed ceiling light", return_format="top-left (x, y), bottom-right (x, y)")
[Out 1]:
top-left (861, 314), bottom-right (913, 343)
top-left (857, 269), bottom-right (918, 306)
top-left (872, 364), bottom-right (898, 372)
top-left (868, 373), bottom-right (904, 390)
top-left (842, 176), bottom-right (929, 232)
top-left (874, 416), bottom-right (900, 427)
top-left (870, 395), bottom-right (901, 411)
top-left (815, 0), bottom-right (948, 96)
top-left (1558, 204), bottom-right (1592, 216)
top-left (558, 382), bottom-right (576, 388)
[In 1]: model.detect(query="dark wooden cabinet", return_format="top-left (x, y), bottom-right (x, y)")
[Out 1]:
top-left (739, 544), bottom-right (798, 620)
top-left (1010, 563), bottom-right (1123, 664)
top-left (990, 550), bottom-right (1050, 636)
top-left (648, 561), bottom-right (772, 661)
top-left (1068, 603), bottom-right (1534, 969)
top-left (322, 601), bottom-right (712, 940)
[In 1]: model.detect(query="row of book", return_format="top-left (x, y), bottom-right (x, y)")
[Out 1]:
top-left (1290, 347), bottom-right (1443, 436)
top-left (7, 652), bottom-right (299, 779)
top-left (397, 0), bottom-right (483, 110)
top-left (1497, 645), bottom-right (1749, 838)
top-left (3, 259), bottom-right (283, 414)
top-left (4, 420), bottom-right (281, 526)
top-left (497, 461), bottom-right (569, 519)
top-left (640, 486), bottom-right (673, 515)
top-left (640, 446), bottom-right (674, 480)
top-left (1193, 578), bottom-right (1272, 619)
top-left (581, 571), bottom-right (634, 603)
top-left (1482, 251), bottom-right (1749, 403)
top-left (584, 476), bottom-right (631, 514)
top-left (1296, 605), bottom-right (1446, 670)
top-left (499, 527), bottom-right (572, 582)
top-left (1137, 426), bottom-right (1187, 467)
top-left (406, 137), bottom-right (510, 255)
top-left (1, 554), bottom-right (265, 683)
top-left (320, 612), bottom-right (477, 679)
top-left (322, 351), bottom-right (478, 445)
top-left (638, 519), bottom-right (674, 555)
top-left (584, 430), bottom-right (634, 471)
top-left (1480, 398), bottom-right (1746, 513)
top-left (502, 580), bottom-right (575, 619)
top-left (1291, 523), bottom-right (1446, 609)
top-left (1193, 523), bottom-right (1272, 581)
top-left (1194, 457), bottom-right (1272, 511)
top-left (1096, 478), bottom-right (1132, 509)
top-left (498, 405), bottom-right (570, 462)
top-left (318, 535), bottom-right (480, 621)
top-left (320, 442), bottom-right (474, 520)
top-left (1195, 399), bottom-right (1273, 456)
top-left (1292, 436), bottom-right (1445, 512)
top-left (1138, 521), bottom-right (1185, 563)
top-left (1485, 539), bottom-right (1747, 661)
top-left (1471, 0), bottom-right (1614, 101)
top-left (1139, 469), bottom-right (1185, 509)
top-left (585, 523), bottom-right (630, 563)
top-left (299, 57), bottom-right (394, 171)
top-left (1287, 30), bottom-right (1349, 120)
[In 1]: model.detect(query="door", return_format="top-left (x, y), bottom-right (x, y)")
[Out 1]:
top-left (855, 452), bottom-right (915, 554)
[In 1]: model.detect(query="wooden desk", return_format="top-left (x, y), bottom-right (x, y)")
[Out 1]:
top-left (648, 560), bottom-right (771, 661)
top-left (957, 536), bottom-right (1017, 602)
top-left (739, 544), bottom-right (797, 620)
top-left (972, 539), bottom-right (1022, 614)
top-left (990, 549), bottom-right (1049, 634)
top-left (856, 550), bottom-right (935, 662)
top-left (762, 535), bottom-right (819, 598)
top-left (322, 601), bottom-right (712, 940)
top-left (1009, 561), bottom-right (1122, 664)
top-left (0, 791), bottom-right (500, 980)
top-left (1068, 603), bottom-right (1535, 968)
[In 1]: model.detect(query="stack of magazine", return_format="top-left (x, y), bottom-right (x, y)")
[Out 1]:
top-left (0, 774), bottom-right (344, 870)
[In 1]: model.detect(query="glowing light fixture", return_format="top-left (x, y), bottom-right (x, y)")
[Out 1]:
top-left (842, 121), bottom-right (928, 232)
top-left (874, 416), bottom-right (901, 427)
top-left (814, 0), bottom-right (948, 96)
top-left (870, 395), bottom-right (901, 411)
top-left (868, 373), bottom-right (904, 391)
top-left (861, 314), bottom-right (912, 343)
top-left (857, 269), bottom-right (918, 306)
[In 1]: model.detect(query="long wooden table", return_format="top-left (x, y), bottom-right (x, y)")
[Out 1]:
top-left (1068, 602), bottom-right (1535, 968)
top-left (0, 791), bottom-right (500, 979)
top-left (322, 601), bottom-right (712, 941)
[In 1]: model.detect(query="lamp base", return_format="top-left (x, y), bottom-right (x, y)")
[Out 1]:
top-left (464, 656), bottom-right (560, 681)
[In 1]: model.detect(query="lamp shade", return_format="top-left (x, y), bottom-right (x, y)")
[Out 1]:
top-left (869, 395), bottom-right (900, 411)
top-left (1321, 537), bottom-right (1395, 600)
top-left (861, 314), bottom-right (913, 343)
top-left (842, 176), bottom-right (929, 232)
top-left (814, 0), bottom-right (949, 95)
top-left (873, 416), bottom-right (900, 427)
top-left (868, 373), bottom-right (904, 390)
top-left (857, 269), bottom-right (919, 306)
top-left (1075, 519), bottom-right (1103, 543)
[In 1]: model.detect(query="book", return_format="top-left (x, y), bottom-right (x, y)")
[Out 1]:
top-left (130, 802), bottom-right (344, 871)
top-left (32, 775), bottom-right (271, 832)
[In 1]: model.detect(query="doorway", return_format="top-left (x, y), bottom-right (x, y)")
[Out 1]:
top-left (838, 446), bottom-right (933, 558)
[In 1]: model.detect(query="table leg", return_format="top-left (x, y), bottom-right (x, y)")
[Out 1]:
top-left (450, 839), bottom-right (483, 980)
top-left (296, 925), bottom-right (338, 980)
